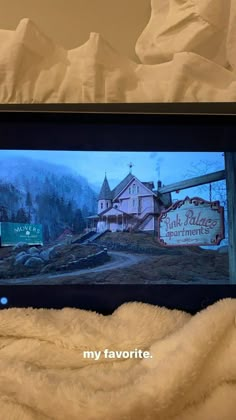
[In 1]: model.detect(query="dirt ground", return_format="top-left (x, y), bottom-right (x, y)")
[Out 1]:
top-left (0, 232), bottom-right (229, 284)
top-left (54, 232), bottom-right (229, 284)
top-left (53, 251), bottom-right (229, 285)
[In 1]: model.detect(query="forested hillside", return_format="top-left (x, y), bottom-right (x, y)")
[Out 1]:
top-left (0, 157), bottom-right (97, 241)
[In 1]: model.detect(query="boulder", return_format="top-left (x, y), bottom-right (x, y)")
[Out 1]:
top-left (15, 251), bottom-right (27, 259)
top-left (14, 252), bottom-right (30, 265)
top-left (12, 242), bottom-right (28, 251)
top-left (28, 247), bottom-right (40, 255)
top-left (48, 245), bottom-right (64, 259)
top-left (39, 250), bottom-right (50, 262)
top-left (38, 245), bottom-right (64, 262)
top-left (24, 257), bottom-right (44, 268)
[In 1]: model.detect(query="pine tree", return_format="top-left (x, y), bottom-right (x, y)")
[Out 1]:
top-left (25, 191), bottom-right (33, 223)
top-left (73, 209), bottom-right (86, 234)
top-left (0, 206), bottom-right (9, 222)
top-left (43, 224), bottom-right (50, 243)
top-left (82, 204), bottom-right (89, 217)
top-left (65, 201), bottom-right (73, 227)
top-left (16, 208), bottom-right (28, 223)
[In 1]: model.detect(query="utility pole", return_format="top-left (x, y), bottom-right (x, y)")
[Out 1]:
top-left (224, 152), bottom-right (236, 284)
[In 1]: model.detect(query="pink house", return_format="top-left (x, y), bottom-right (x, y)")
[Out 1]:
top-left (88, 173), bottom-right (172, 233)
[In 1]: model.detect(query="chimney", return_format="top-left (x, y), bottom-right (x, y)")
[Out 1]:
top-left (157, 180), bottom-right (162, 190)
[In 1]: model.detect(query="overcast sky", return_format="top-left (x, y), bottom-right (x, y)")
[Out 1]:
top-left (0, 150), bottom-right (224, 192)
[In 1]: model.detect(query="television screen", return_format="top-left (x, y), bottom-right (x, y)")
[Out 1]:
top-left (0, 148), bottom-right (229, 285)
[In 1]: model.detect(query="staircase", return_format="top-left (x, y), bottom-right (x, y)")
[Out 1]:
top-left (81, 230), bottom-right (110, 244)
top-left (132, 213), bottom-right (154, 232)
top-left (72, 231), bottom-right (96, 244)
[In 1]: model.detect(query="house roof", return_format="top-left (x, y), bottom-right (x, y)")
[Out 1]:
top-left (99, 207), bottom-right (130, 217)
top-left (111, 173), bottom-right (134, 199)
top-left (142, 182), bottom-right (154, 191)
top-left (98, 173), bottom-right (170, 207)
top-left (98, 175), bottom-right (113, 200)
top-left (112, 173), bottom-right (157, 200)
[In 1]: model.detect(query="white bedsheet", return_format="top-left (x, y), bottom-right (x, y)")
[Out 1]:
top-left (0, 5), bottom-right (235, 103)
top-left (136, 0), bottom-right (231, 67)
top-left (0, 299), bottom-right (235, 419)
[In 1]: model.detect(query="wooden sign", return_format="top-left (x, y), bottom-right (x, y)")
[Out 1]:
top-left (158, 197), bottom-right (224, 247)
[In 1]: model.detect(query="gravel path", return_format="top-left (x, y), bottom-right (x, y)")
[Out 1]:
top-left (0, 252), bottom-right (149, 285)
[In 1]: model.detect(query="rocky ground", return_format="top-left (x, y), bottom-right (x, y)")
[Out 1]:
top-left (0, 242), bottom-right (107, 280)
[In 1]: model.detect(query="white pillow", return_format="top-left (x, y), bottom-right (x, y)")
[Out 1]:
top-left (135, 0), bottom-right (231, 67)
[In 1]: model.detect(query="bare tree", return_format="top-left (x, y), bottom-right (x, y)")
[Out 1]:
top-left (184, 158), bottom-right (228, 244)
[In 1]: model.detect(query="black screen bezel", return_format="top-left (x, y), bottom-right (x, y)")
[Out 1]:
top-left (0, 104), bottom-right (235, 314)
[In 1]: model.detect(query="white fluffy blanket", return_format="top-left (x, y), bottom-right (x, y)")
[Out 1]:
top-left (0, 299), bottom-right (235, 419)
top-left (0, 0), bottom-right (236, 102)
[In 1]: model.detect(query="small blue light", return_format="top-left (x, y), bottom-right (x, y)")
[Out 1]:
top-left (0, 297), bottom-right (8, 305)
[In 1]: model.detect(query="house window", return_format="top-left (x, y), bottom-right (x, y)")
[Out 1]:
top-left (106, 202), bottom-right (109, 208)
top-left (132, 184), bottom-right (136, 194)
top-left (137, 186), bottom-right (139, 194)
top-left (133, 199), bottom-right (136, 208)
top-left (129, 187), bottom-right (131, 194)
top-left (138, 198), bottom-right (142, 213)
top-left (101, 202), bottom-right (103, 210)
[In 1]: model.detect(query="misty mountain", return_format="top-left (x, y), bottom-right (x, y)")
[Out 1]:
top-left (0, 156), bottom-right (98, 214)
